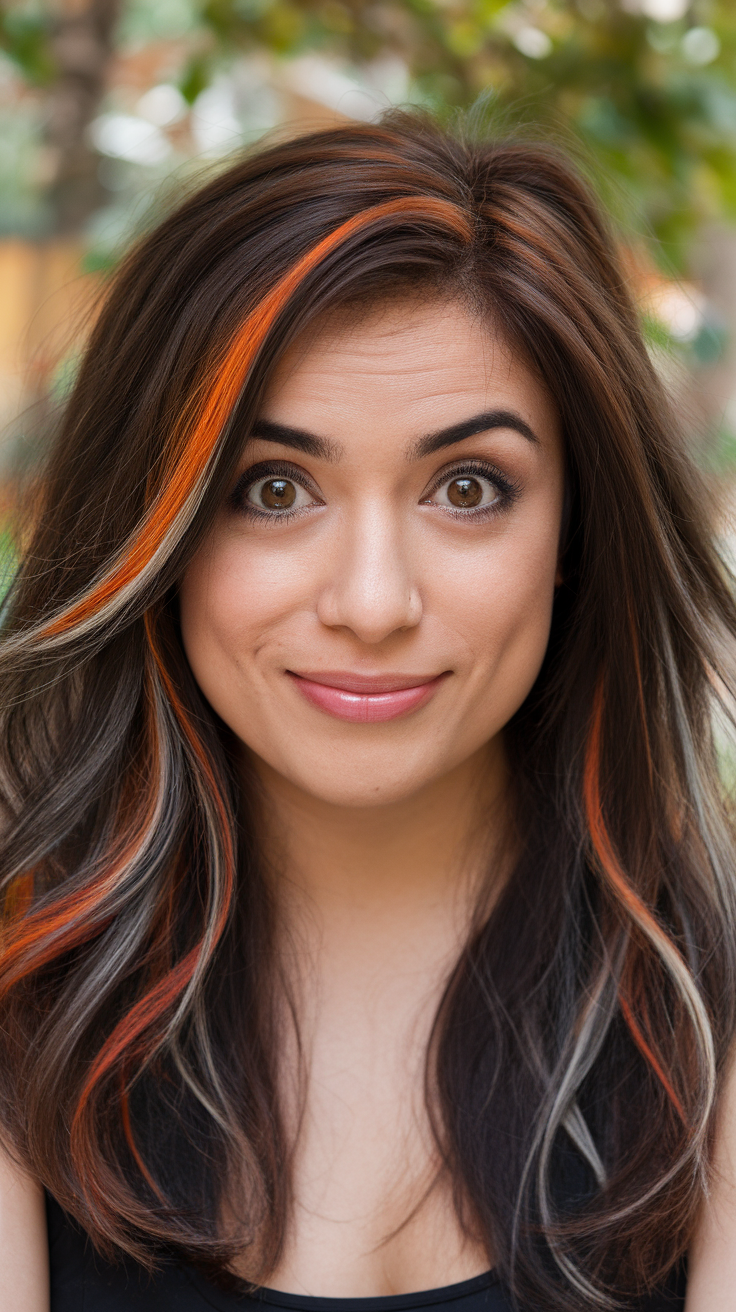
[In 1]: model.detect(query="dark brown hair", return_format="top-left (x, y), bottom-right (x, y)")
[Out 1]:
top-left (0, 111), bottom-right (735, 1310)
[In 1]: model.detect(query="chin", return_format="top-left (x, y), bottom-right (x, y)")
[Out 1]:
top-left (263, 755), bottom-right (443, 810)
top-left (314, 782), bottom-right (429, 809)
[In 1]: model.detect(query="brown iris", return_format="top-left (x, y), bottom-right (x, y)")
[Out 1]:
top-left (447, 476), bottom-right (483, 508)
top-left (260, 478), bottom-right (296, 509)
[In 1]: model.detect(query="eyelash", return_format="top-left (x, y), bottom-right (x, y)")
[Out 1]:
top-left (229, 458), bottom-right (521, 523)
top-left (422, 459), bottom-right (521, 520)
top-left (229, 460), bottom-right (318, 523)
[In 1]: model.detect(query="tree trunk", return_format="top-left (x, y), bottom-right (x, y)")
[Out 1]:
top-left (44, 0), bottom-right (122, 235)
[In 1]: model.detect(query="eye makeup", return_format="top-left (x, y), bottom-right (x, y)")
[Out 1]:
top-left (229, 455), bottom-right (521, 524)
top-left (229, 460), bottom-right (322, 522)
top-left (421, 459), bottom-right (521, 520)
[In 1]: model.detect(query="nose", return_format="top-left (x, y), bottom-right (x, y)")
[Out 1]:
top-left (316, 503), bottom-right (422, 644)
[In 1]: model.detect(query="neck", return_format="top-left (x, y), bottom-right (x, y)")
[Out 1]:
top-left (248, 739), bottom-right (509, 966)
top-left (235, 745), bottom-right (506, 1290)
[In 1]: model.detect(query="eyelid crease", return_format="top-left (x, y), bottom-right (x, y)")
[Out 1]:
top-left (230, 457), bottom-right (521, 513)
top-left (422, 457), bottom-right (521, 502)
top-left (231, 459), bottom-right (321, 498)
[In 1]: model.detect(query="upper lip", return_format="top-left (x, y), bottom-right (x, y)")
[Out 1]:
top-left (288, 670), bottom-right (447, 694)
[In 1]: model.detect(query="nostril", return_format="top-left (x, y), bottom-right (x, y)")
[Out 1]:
top-left (318, 585), bottom-right (422, 641)
top-left (316, 566), bottom-right (422, 641)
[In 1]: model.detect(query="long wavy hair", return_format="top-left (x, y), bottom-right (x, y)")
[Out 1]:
top-left (0, 111), bottom-right (735, 1310)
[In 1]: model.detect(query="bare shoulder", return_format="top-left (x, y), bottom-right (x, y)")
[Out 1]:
top-left (686, 1053), bottom-right (736, 1311)
top-left (0, 1146), bottom-right (48, 1312)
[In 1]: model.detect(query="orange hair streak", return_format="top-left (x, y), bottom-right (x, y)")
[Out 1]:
top-left (584, 677), bottom-right (686, 1123)
top-left (42, 197), bottom-right (472, 640)
top-left (120, 1069), bottom-right (167, 1205)
top-left (0, 806), bottom-right (150, 991)
top-left (72, 946), bottom-right (200, 1121)
top-left (70, 614), bottom-right (237, 1179)
top-left (0, 662), bottom-right (165, 991)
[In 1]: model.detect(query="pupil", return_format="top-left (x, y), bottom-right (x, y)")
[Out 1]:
top-left (447, 476), bottom-right (482, 508)
top-left (261, 478), bottom-right (296, 509)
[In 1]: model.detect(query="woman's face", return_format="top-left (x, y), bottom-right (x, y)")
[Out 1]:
top-left (180, 298), bottom-right (565, 808)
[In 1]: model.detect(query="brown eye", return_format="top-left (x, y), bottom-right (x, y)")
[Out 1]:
top-left (425, 466), bottom-right (505, 514)
top-left (260, 478), bottom-right (296, 509)
top-left (235, 464), bottom-right (320, 518)
top-left (447, 476), bottom-right (483, 508)
top-left (243, 472), bottom-right (316, 514)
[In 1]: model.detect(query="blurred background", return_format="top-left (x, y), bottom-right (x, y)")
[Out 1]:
top-left (1, 0), bottom-right (736, 504)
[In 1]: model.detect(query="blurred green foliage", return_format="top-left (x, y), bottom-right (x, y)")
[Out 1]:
top-left (177, 0), bottom-right (736, 266)
top-left (1, 2), bottom-right (736, 484)
top-left (0, 3), bottom-right (53, 85)
top-left (1, 0), bottom-right (736, 267)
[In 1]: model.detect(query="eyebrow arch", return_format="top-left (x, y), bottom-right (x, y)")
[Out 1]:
top-left (410, 408), bottom-right (540, 459)
top-left (249, 419), bottom-right (342, 461)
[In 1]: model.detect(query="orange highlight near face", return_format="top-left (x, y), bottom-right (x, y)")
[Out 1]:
top-left (619, 993), bottom-right (685, 1123)
top-left (584, 677), bottom-right (686, 1124)
top-left (0, 825), bottom-right (148, 989)
top-left (584, 680), bottom-right (662, 936)
top-left (0, 667), bottom-right (165, 992)
top-left (42, 197), bottom-right (472, 640)
top-left (120, 1075), bottom-right (167, 1203)
top-left (73, 947), bottom-right (200, 1122)
top-left (68, 614), bottom-right (237, 1154)
top-left (144, 611), bottom-right (235, 933)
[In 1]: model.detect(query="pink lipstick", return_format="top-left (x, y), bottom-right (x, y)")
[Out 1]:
top-left (288, 670), bottom-right (448, 723)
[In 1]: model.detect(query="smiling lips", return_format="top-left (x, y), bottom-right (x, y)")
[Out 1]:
top-left (288, 670), bottom-right (449, 722)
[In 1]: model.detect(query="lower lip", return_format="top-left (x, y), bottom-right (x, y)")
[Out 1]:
top-left (288, 674), bottom-right (446, 723)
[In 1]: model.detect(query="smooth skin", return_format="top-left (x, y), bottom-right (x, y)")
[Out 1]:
top-left (685, 1058), bottom-right (736, 1309)
top-left (0, 1147), bottom-right (48, 1312)
top-left (180, 297), bottom-right (566, 1295)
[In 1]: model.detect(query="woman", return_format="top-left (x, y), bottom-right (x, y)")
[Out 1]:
top-left (0, 111), bottom-right (733, 1312)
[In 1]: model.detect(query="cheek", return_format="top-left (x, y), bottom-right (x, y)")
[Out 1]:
top-left (435, 518), bottom-right (560, 730)
top-left (178, 494), bottom-right (562, 801)
top-left (178, 537), bottom-right (296, 711)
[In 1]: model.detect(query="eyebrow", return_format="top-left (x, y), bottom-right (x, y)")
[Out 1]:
top-left (409, 409), bottom-right (540, 459)
top-left (249, 408), bottom-right (539, 463)
top-left (248, 419), bottom-right (342, 461)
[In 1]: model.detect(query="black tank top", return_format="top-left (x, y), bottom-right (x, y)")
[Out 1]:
top-left (47, 1194), bottom-right (686, 1312)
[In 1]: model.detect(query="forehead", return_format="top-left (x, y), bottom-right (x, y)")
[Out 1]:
top-left (261, 297), bottom-right (559, 444)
